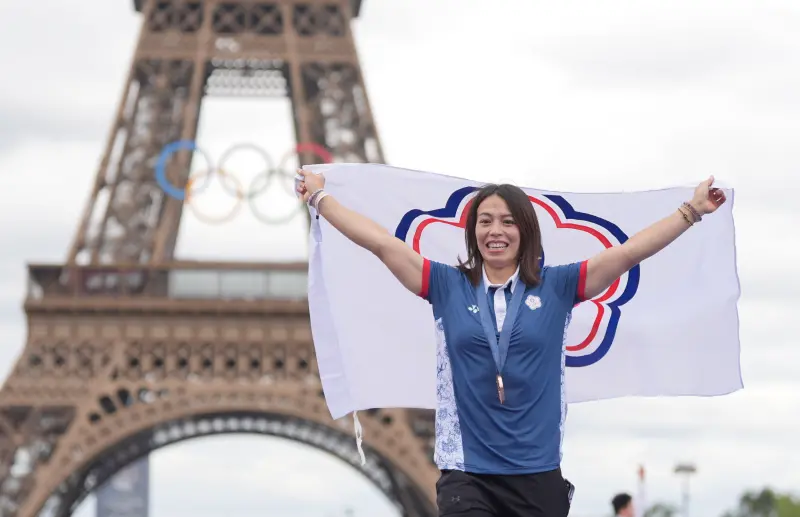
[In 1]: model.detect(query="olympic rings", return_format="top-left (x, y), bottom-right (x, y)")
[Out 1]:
top-left (154, 140), bottom-right (333, 225)
top-left (155, 140), bottom-right (216, 200)
top-left (185, 168), bottom-right (245, 224)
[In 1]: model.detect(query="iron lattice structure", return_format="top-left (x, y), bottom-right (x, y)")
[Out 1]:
top-left (0, 1), bottom-right (439, 516)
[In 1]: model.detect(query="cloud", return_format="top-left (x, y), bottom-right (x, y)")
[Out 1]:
top-left (521, 1), bottom-right (799, 86)
top-left (0, 1), bottom-right (797, 517)
top-left (0, 1), bottom-right (137, 151)
top-left (0, 106), bottom-right (105, 152)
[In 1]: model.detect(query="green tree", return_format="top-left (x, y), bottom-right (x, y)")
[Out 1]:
top-left (776, 493), bottom-right (800, 517)
top-left (722, 488), bottom-right (800, 517)
top-left (644, 502), bottom-right (678, 517)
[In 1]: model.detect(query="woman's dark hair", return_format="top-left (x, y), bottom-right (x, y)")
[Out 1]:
top-left (456, 183), bottom-right (543, 287)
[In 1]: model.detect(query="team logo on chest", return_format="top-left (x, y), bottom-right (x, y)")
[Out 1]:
top-left (467, 305), bottom-right (479, 314)
top-left (525, 295), bottom-right (542, 311)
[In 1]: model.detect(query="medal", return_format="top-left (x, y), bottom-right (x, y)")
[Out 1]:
top-left (496, 374), bottom-right (505, 404)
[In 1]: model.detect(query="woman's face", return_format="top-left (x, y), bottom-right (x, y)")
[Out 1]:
top-left (475, 194), bottom-right (520, 270)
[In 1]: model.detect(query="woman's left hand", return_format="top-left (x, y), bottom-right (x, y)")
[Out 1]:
top-left (690, 175), bottom-right (727, 215)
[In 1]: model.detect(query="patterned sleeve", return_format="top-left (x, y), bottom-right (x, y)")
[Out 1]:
top-left (545, 261), bottom-right (588, 307)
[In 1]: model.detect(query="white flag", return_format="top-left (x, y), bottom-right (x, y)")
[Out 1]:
top-left (307, 163), bottom-right (742, 420)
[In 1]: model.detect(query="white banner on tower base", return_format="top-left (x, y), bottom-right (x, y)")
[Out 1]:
top-left (96, 456), bottom-right (149, 517)
top-left (306, 163), bottom-right (742, 420)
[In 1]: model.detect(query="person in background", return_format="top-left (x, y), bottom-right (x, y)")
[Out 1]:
top-left (612, 493), bottom-right (635, 517)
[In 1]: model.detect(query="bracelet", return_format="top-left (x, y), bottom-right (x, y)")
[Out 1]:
top-left (677, 206), bottom-right (694, 226)
top-left (682, 202), bottom-right (702, 223)
top-left (307, 189), bottom-right (325, 209)
top-left (307, 189), bottom-right (330, 219)
top-left (314, 192), bottom-right (330, 212)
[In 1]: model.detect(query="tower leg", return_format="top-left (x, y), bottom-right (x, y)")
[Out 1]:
top-left (295, 62), bottom-right (384, 164)
top-left (69, 52), bottom-right (202, 265)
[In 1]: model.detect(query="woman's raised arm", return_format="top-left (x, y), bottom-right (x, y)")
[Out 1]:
top-left (582, 176), bottom-right (727, 300)
top-left (298, 168), bottom-right (425, 296)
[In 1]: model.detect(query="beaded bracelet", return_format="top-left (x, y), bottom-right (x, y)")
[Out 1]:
top-left (682, 202), bottom-right (702, 222)
top-left (678, 202), bottom-right (702, 226)
top-left (678, 206), bottom-right (694, 225)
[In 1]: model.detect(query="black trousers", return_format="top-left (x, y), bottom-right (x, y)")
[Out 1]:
top-left (435, 468), bottom-right (573, 516)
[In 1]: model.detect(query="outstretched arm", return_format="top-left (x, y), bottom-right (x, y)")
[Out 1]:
top-left (297, 169), bottom-right (425, 295)
top-left (582, 176), bottom-right (727, 300)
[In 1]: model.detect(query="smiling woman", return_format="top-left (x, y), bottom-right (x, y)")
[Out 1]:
top-left (296, 169), bottom-right (726, 517)
top-left (455, 184), bottom-right (543, 288)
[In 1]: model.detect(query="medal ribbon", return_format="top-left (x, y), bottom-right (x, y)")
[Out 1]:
top-left (475, 277), bottom-right (526, 403)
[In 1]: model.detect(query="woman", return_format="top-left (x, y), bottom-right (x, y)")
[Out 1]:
top-left (296, 169), bottom-right (725, 517)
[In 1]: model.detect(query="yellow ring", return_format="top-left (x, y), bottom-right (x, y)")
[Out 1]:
top-left (183, 168), bottom-right (244, 225)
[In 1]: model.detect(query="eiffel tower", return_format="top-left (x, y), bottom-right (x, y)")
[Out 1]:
top-left (0, 1), bottom-right (438, 516)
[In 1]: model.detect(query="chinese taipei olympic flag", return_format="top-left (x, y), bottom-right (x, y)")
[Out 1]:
top-left (305, 163), bottom-right (742, 420)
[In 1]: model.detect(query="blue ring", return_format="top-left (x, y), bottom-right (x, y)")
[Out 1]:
top-left (155, 140), bottom-right (198, 201)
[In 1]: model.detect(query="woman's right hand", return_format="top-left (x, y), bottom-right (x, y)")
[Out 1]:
top-left (295, 166), bottom-right (425, 295)
top-left (296, 168), bottom-right (326, 203)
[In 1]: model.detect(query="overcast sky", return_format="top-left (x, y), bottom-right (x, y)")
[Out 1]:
top-left (1, 1), bottom-right (798, 516)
